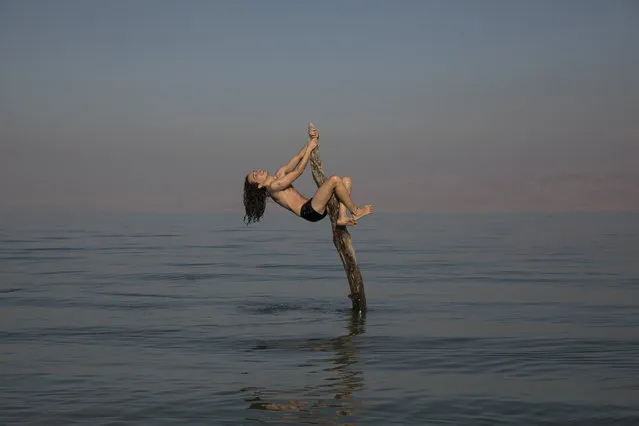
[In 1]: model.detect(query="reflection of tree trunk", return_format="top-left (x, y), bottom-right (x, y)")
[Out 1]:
top-left (330, 311), bottom-right (366, 405)
top-left (247, 312), bottom-right (366, 422)
top-left (308, 122), bottom-right (367, 313)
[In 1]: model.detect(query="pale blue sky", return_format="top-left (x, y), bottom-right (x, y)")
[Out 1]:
top-left (1, 0), bottom-right (638, 213)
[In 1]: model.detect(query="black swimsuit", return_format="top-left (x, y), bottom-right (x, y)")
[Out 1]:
top-left (300, 199), bottom-right (327, 222)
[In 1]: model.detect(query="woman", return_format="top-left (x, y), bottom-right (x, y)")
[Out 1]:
top-left (243, 125), bottom-right (373, 225)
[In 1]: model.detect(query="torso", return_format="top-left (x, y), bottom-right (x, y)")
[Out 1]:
top-left (268, 185), bottom-right (308, 216)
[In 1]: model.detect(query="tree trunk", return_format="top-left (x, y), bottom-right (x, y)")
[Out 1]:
top-left (308, 123), bottom-right (367, 313)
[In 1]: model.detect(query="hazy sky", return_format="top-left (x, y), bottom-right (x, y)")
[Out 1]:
top-left (1, 0), bottom-right (638, 213)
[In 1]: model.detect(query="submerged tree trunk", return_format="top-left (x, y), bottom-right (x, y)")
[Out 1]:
top-left (308, 123), bottom-right (367, 313)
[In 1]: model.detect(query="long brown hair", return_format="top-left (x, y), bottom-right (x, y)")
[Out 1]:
top-left (243, 175), bottom-right (267, 224)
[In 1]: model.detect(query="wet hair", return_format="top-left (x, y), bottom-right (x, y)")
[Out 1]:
top-left (243, 175), bottom-right (268, 225)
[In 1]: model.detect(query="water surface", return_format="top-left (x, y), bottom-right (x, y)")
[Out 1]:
top-left (1, 212), bottom-right (638, 425)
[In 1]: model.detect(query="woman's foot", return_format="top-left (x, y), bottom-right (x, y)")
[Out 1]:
top-left (352, 205), bottom-right (373, 221)
top-left (337, 216), bottom-right (357, 227)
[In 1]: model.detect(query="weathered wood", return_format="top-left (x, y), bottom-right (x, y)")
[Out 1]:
top-left (308, 123), bottom-right (367, 313)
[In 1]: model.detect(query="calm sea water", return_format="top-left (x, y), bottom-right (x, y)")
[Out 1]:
top-left (1, 212), bottom-right (638, 425)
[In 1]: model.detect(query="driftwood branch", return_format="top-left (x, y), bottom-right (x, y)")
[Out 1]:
top-left (308, 123), bottom-right (367, 313)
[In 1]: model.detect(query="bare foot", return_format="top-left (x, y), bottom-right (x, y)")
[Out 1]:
top-left (337, 217), bottom-right (357, 227)
top-left (352, 205), bottom-right (373, 221)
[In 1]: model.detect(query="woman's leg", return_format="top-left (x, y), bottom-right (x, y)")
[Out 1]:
top-left (310, 175), bottom-right (373, 220)
top-left (337, 177), bottom-right (357, 226)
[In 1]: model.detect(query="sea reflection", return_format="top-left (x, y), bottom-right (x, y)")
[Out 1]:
top-left (245, 311), bottom-right (366, 425)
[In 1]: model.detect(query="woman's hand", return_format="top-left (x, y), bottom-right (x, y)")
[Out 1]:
top-left (308, 124), bottom-right (319, 140)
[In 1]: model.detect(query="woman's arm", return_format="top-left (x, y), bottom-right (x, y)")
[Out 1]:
top-left (269, 138), bottom-right (317, 191)
top-left (275, 127), bottom-right (319, 177)
top-left (276, 143), bottom-right (308, 177)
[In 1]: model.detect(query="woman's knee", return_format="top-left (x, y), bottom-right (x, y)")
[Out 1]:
top-left (328, 175), bottom-right (341, 185)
